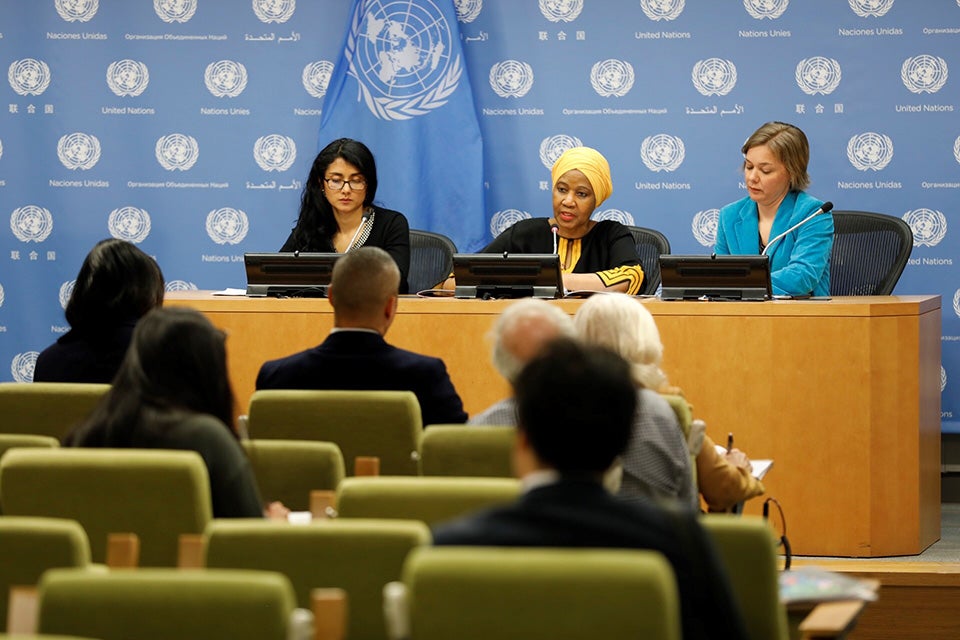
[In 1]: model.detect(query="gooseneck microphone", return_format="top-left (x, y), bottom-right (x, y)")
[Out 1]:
top-left (550, 223), bottom-right (559, 255)
top-left (761, 201), bottom-right (833, 257)
top-left (345, 209), bottom-right (372, 251)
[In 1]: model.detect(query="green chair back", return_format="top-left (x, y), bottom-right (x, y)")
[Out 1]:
top-left (403, 547), bottom-right (680, 640)
top-left (701, 514), bottom-right (789, 640)
top-left (241, 439), bottom-right (345, 511)
top-left (0, 516), bottom-right (91, 630)
top-left (418, 425), bottom-right (514, 477)
top-left (0, 448), bottom-right (212, 567)
top-left (248, 390), bottom-right (422, 475)
top-left (205, 518), bottom-right (430, 640)
top-left (37, 568), bottom-right (296, 640)
top-left (336, 476), bottom-right (521, 525)
top-left (0, 383), bottom-right (109, 439)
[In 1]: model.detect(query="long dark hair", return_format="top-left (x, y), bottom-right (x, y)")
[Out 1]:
top-left (65, 238), bottom-right (165, 334)
top-left (64, 307), bottom-right (236, 446)
top-left (288, 138), bottom-right (379, 251)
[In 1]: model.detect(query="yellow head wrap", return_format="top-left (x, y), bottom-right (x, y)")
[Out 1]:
top-left (550, 146), bottom-right (613, 207)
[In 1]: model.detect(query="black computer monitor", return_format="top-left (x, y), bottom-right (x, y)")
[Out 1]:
top-left (453, 253), bottom-right (563, 299)
top-left (659, 254), bottom-right (772, 301)
top-left (244, 252), bottom-right (341, 297)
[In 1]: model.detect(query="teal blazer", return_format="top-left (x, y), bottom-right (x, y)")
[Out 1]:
top-left (714, 191), bottom-right (833, 297)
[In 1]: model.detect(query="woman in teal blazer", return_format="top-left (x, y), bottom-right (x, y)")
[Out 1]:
top-left (714, 122), bottom-right (833, 297)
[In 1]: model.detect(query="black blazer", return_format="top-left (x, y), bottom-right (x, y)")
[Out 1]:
top-left (432, 478), bottom-right (749, 640)
top-left (255, 330), bottom-right (467, 426)
top-left (33, 322), bottom-right (136, 383)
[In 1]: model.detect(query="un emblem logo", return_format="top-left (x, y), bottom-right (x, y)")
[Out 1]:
top-left (107, 59), bottom-right (150, 97)
top-left (539, 135), bottom-right (583, 169)
top-left (593, 209), bottom-right (635, 226)
top-left (954, 136), bottom-right (960, 165)
top-left (57, 133), bottom-right (101, 171)
top-left (490, 209), bottom-right (532, 237)
top-left (206, 208), bottom-right (250, 245)
top-left (692, 58), bottom-right (737, 96)
top-left (302, 61), bottom-right (334, 99)
top-left (11, 352), bottom-right (39, 383)
top-left (166, 280), bottom-right (199, 292)
top-left (56, 0), bottom-right (99, 22)
top-left (954, 290), bottom-right (960, 319)
top-left (641, 134), bottom-right (685, 173)
top-left (903, 209), bottom-right (947, 248)
top-left (59, 280), bottom-right (75, 310)
top-left (901, 55), bottom-right (948, 94)
top-left (847, 132), bottom-right (893, 171)
top-left (0, 139), bottom-right (3, 160)
top-left (692, 209), bottom-right (720, 247)
top-left (744, 0), bottom-right (788, 19)
top-left (8, 59), bottom-right (51, 96)
top-left (253, 0), bottom-right (295, 23)
top-left (942, 366), bottom-right (947, 393)
top-left (345, 1), bottom-right (462, 120)
top-left (590, 59), bottom-right (635, 98)
top-left (205, 60), bottom-right (248, 98)
top-left (641, 0), bottom-right (685, 21)
top-left (490, 60), bottom-right (534, 98)
top-left (109, 206), bottom-right (152, 244)
top-left (795, 57), bottom-right (842, 95)
top-left (254, 135), bottom-right (297, 172)
top-left (10, 206), bottom-right (54, 243)
top-left (539, 0), bottom-right (583, 22)
top-left (455, 0), bottom-right (483, 23)
top-left (156, 134), bottom-right (199, 171)
top-left (0, 283), bottom-right (4, 308)
top-left (154, 0), bottom-right (197, 22)
top-left (848, 0), bottom-right (894, 17)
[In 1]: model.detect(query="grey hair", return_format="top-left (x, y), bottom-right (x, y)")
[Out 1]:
top-left (490, 298), bottom-right (575, 384)
top-left (573, 293), bottom-right (666, 389)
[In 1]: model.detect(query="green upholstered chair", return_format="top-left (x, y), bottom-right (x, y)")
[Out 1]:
top-left (0, 383), bottom-right (109, 440)
top-left (335, 477), bottom-right (521, 526)
top-left (0, 449), bottom-right (212, 567)
top-left (205, 518), bottom-right (430, 640)
top-left (241, 439), bottom-right (346, 512)
top-left (701, 514), bottom-right (789, 640)
top-left (0, 516), bottom-right (91, 631)
top-left (418, 425), bottom-right (514, 478)
top-left (37, 568), bottom-right (297, 640)
top-left (397, 547), bottom-right (680, 640)
top-left (0, 434), bottom-right (60, 459)
top-left (247, 390), bottom-right (422, 476)
top-left (0, 635), bottom-right (102, 639)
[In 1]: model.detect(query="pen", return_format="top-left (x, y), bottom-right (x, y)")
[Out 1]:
top-left (726, 432), bottom-right (734, 453)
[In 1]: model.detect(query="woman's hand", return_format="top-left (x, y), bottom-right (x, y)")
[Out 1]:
top-left (264, 500), bottom-right (291, 520)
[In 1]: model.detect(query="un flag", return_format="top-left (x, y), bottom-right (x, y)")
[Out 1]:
top-left (319, 0), bottom-right (487, 251)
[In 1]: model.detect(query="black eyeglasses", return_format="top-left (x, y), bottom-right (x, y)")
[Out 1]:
top-left (324, 177), bottom-right (366, 191)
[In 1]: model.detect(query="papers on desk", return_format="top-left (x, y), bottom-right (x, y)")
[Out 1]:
top-left (714, 445), bottom-right (773, 479)
top-left (779, 567), bottom-right (878, 605)
top-left (213, 288), bottom-right (247, 296)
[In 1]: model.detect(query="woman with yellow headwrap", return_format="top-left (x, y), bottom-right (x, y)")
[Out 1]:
top-left (480, 146), bottom-right (644, 294)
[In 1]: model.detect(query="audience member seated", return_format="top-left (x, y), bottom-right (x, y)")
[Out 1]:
top-left (468, 298), bottom-right (574, 425)
top-left (574, 293), bottom-right (697, 509)
top-left (281, 137), bottom-right (411, 293)
top-left (576, 293), bottom-right (765, 512)
top-left (432, 339), bottom-right (749, 640)
top-left (64, 307), bottom-right (288, 519)
top-left (33, 238), bottom-right (164, 383)
top-left (256, 246), bottom-right (467, 426)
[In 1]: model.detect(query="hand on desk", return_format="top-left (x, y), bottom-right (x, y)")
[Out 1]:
top-left (724, 448), bottom-right (753, 474)
top-left (264, 500), bottom-right (290, 520)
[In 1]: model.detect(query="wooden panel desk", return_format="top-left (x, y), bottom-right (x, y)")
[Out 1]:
top-left (165, 292), bottom-right (941, 557)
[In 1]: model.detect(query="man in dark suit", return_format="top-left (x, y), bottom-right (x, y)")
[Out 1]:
top-left (256, 246), bottom-right (467, 426)
top-left (432, 339), bottom-right (748, 640)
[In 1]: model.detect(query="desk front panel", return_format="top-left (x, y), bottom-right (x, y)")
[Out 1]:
top-left (165, 293), bottom-right (941, 556)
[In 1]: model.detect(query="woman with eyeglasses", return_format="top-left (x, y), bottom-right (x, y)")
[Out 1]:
top-left (282, 138), bottom-right (411, 293)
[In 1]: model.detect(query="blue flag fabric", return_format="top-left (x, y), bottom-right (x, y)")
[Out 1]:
top-left (319, 0), bottom-right (486, 252)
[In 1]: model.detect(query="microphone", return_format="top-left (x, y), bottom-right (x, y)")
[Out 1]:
top-left (761, 201), bottom-right (833, 257)
top-left (550, 223), bottom-right (559, 254)
top-left (345, 209), bottom-right (372, 251)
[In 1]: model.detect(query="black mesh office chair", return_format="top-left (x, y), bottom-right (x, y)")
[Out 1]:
top-left (829, 210), bottom-right (913, 296)
top-left (626, 226), bottom-right (671, 295)
top-left (408, 229), bottom-right (457, 293)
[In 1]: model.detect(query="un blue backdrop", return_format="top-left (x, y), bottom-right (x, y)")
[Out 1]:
top-left (1, 0), bottom-right (958, 430)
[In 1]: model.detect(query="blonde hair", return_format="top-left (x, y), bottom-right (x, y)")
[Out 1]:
top-left (574, 293), bottom-right (666, 389)
top-left (741, 121), bottom-right (810, 192)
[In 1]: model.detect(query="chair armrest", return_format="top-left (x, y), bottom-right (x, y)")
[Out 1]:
top-left (798, 600), bottom-right (867, 639)
top-left (312, 588), bottom-right (347, 640)
top-left (106, 532), bottom-right (140, 568)
top-left (7, 585), bottom-right (38, 634)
